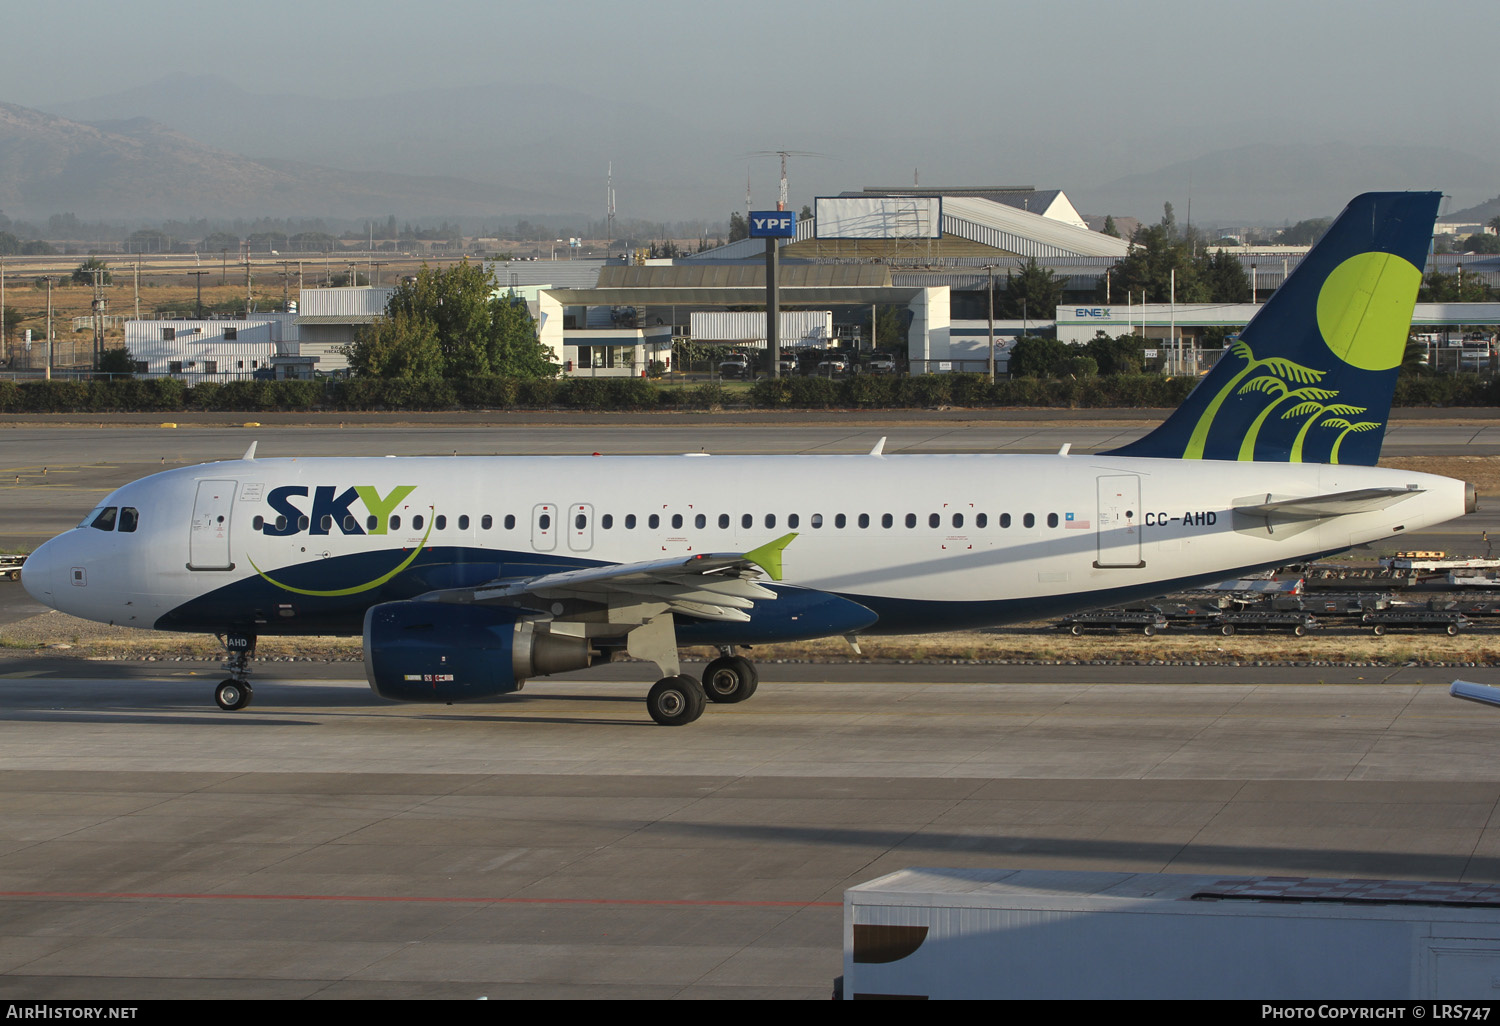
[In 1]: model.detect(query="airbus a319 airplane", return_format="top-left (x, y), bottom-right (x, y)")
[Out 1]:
top-left (21, 192), bottom-right (1474, 725)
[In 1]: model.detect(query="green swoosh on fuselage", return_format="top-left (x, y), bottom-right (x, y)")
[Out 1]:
top-left (247, 516), bottom-right (436, 597)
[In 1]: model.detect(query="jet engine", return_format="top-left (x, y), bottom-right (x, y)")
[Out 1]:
top-left (363, 601), bottom-right (594, 702)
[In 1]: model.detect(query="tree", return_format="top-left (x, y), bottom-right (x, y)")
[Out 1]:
top-left (1199, 248), bottom-right (1250, 302)
top-left (70, 257), bottom-right (111, 286)
top-left (1419, 271), bottom-right (1496, 302)
top-left (1000, 257), bottom-right (1067, 320)
top-left (1461, 233), bottom-right (1500, 255)
top-left (871, 305), bottom-right (907, 350)
top-left (728, 212), bottom-right (749, 243)
top-left (1276, 218), bottom-right (1333, 246)
top-left (343, 310), bottom-right (444, 379)
top-left (1108, 223), bottom-right (1205, 303)
top-left (1101, 215), bottom-right (1120, 238)
top-left (344, 260), bottom-right (556, 379)
top-left (1085, 332), bottom-right (1145, 375)
top-left (97, 347), bottom-right (136, 376)
top-left (1007, 336), bottom-right (1073, 377)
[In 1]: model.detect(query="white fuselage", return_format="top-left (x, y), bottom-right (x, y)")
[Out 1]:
top-left (22, 452), bottom-right (1471, 636)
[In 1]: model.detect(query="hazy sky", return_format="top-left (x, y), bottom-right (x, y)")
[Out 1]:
top-left (6, 0), bottom-right (1498, 223)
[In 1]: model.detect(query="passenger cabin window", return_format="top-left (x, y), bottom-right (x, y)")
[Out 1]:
top-left (976, 513), bottom-right (988, 528)
top-left (435, 515), bottom-right (447, 530)
top-left (575, 513), bottom-right (587, 530)
top-left (648, 514), bottom-right (660, 529)
top-left (671, 514), bottom-right (683, 529)
top-left (742, 513), bottom-right (752, 529)
top-left (929, 513), bottom-right (940, 528)
top-left (905, 513), bottom-right (917, 529)
top-left (1047, 513), bottom-right (1059, 528)
top-left (694, 514), bottom-right (706, 529)
top-left (367, 515), bottom-right (379, 531)
top-left (297, 515), bottom-right (310, 531)
top-left (343, 515), bottom-right (357, 532)
top-left (320, 515), bottom-right (333, 532)
top-left (90, 507), bottom-right (118, 531)
top-left (481, 515), bottom-right (493, 530)
top-left (1023, 513), bottom-right (1035, 528)
top-left (718, 513), bottom-right (729, 529)
top-left (788, 514), bottom-right (800, 529)
top-left (882, 514), bottom-right (893, 528)
top-left (810, 514), bottom-right (823, 529)
top-left (504, 515), bottom-right (516, 530)
top-left (765, 514), bottom-right (776, 529)
top-left (602, 514), bottom-right (614, 529)
top-left (625, 514), bottom-right (636, 529)
top-left (1000, 513), bottom-right (1011, 528)
top-left (458, 515), bottom-right (469, 530)
top-left (536, 514), bottom-right (548, 530)
top-left (390, 515), bottom-right (401, 531)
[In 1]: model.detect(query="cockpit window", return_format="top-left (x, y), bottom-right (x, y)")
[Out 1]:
top-left (90, 507), bottom-right (118, 532)
top-left (118, 507), bottom-right (139, 533)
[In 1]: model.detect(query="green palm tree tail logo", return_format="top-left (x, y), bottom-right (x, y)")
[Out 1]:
top-left (1101, 192), bottom-right (1439, 467)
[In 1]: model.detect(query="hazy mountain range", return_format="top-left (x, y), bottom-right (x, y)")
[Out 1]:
top-left (0, 74), bottom-right (1493, 229)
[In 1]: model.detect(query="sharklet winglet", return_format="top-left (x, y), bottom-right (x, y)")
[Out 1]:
top-left (745, 533), bottom-right (797, 582)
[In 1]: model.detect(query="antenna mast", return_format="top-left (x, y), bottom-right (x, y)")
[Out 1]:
top-left (607, 162), bottom-right (616, 257)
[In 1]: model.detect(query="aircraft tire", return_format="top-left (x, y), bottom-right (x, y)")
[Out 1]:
top-left (647, 675), bottom-right (706, 726)
top-left (215, 680), bottom-right (252, 711)
top-left (702, 656), bottom-right (758, 704)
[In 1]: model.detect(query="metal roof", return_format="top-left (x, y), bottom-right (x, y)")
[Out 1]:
top-left (487, 258), bottom-right (608, 289)
top-left (596, 264), bottom-right (890, 289)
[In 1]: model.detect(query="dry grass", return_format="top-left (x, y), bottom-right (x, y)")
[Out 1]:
top-left (3, 610), bottom-right (1496, 668)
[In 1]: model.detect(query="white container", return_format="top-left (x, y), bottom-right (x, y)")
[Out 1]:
top-left (844, 868), bottom-right (1500, 999)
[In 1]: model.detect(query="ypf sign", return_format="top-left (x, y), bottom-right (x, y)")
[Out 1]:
top-left (749, 211), bottom-right (798, 238)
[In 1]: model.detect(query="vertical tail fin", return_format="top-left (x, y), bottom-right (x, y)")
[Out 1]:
top-left (1104, 191), bottom-right (1440, 466)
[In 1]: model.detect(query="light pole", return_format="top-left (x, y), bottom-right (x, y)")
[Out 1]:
top-left (986, 265), bottom-right (996, 382)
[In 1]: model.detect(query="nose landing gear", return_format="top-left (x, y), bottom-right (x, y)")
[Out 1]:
top-left (215, 632), bottom-right (256, 711)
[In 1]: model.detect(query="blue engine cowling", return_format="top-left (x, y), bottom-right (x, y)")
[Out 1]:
top-left (363, 601), bottom-right (593, 703)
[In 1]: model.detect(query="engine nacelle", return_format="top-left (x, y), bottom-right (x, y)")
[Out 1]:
top-left (363, 601), bottom-right (594, 702)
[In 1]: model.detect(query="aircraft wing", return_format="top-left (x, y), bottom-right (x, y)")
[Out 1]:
top-left (1451, 680), bottom-right (1500, 708)
top-left (426, 533), bottom-right (796, 623)
top-left (1234, 485), bottom-right (1423, 520)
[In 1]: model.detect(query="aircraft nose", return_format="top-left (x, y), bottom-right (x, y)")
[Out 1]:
top-left (20, 536), bottom-right (59, 606)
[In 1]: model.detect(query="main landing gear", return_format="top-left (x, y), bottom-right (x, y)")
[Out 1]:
top-left (643, 649), bottom-right (761, 726)
top-left (214, 632), bottom-right (256, 711)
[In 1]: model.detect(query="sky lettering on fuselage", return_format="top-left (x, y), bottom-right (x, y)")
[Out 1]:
top-left (260, 484), bottom-right (415, 536)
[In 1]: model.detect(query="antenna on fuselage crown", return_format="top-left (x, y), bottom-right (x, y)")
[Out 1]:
top-left (242, 441), bottom-right (257, 460)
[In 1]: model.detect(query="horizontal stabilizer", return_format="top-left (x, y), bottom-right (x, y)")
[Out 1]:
top-left (1234, 485), bottom-right (1422, 520)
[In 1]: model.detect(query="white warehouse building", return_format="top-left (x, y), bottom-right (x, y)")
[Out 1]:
top-left (123, 317), bottom-right (296, 380)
